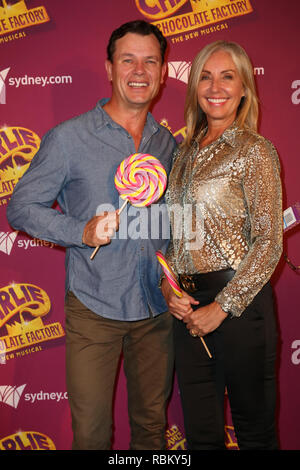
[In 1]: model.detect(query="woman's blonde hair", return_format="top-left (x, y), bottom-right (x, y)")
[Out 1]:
top-left (182, 40), bottom-right (259, 149)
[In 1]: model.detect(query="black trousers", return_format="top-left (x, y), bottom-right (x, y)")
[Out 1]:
top-left (174, 269), bottom-right (279, 450)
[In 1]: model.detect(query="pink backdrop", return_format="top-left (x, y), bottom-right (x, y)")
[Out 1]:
top-left (0, 0), bottom-right (299, 451)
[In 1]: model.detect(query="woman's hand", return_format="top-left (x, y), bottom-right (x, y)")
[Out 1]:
top-left (183, 301), bottom-right (228, 336)
top-left (161, 278), bottom-right (199, 320)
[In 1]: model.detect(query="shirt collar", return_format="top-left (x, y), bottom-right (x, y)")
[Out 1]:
top-left (196, 121), bottom-right (239, 149)
top-left (93, 99), bottom-right (159, 136)
top-left (221, 123), bottom-right (239, 148)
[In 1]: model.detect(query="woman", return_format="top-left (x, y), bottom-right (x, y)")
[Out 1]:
top-left (161, 40), bottom-right (282, 450)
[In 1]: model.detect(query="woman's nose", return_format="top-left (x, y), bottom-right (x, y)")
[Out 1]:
top-left (210, 77), bottom-right (221, 92)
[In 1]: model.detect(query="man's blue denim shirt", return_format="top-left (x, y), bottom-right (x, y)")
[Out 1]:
top-left (7, 99), bottom-right (177, 321)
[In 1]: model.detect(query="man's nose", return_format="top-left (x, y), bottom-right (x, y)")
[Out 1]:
top-left (133, 60), bottom-right (146, 74)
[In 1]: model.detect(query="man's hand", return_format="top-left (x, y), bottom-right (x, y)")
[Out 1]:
top-left (82, 211), bottom-right (119, 247)
top-left (161, 278), bottom-right (199, 320)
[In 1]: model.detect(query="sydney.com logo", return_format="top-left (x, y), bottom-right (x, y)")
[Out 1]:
top-left (136, 0), bottom-right (253, 37)
top-left (0, 68), bottom-right (9, 104)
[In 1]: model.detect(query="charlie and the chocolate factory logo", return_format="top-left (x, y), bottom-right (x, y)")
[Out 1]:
top-left (0, 431), bottom-right (56, 450)
top-left (0, 282), bottom-right (65, 364)
top-left (136, 0), bottom-right (253, 40)
top-left (166, 422), bottom-right (238, 450)
top-left (0, 0), bottom-right (50, 42)
top-left (0, 126), bottom-right (40, 207)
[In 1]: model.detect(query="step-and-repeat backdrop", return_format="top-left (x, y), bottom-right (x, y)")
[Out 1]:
top-left (0, 0), bottom-right (299, 450)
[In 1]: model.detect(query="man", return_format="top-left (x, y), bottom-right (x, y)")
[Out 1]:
top-left (7, 20), bottom-right (176, 450)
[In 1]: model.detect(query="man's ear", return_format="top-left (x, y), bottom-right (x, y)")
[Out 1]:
top-left (105, 60), bottom-right (113, 81)
top-left (160, 62), bottom-right (167, 84)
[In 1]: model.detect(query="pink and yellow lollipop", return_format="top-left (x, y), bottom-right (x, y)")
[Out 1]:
top-left (156, 250), bottom-right (183, 298)
top-left (114, 153), bottom-right (167, 209)
top-left (90, 153), bottom-right (167, 260)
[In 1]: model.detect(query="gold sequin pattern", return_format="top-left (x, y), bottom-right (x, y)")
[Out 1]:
top-left (165, 125), bottom-right (283, 316)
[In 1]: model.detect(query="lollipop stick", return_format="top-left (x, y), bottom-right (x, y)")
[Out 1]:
top-left (90, 244), bottom-right (100, 260)
top-left (90, 200), bottom-right (128, 260)
top-left (200, 337), bottom-right (212, 358)
top-left (118, 199), bottom-right (128, 215)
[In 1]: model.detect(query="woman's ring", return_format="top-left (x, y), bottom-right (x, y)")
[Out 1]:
top-left (190, 329), bottom-right (198, 337)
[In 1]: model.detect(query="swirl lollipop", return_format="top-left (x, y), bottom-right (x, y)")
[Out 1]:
top-left (156, 250), bottom-right (182, 298)
top-left (90, 153), bottom-right (167, 260)
top-left (114, 153), bottom-right (167, 209)
top-left (156, 250), bottom-right (212, 359)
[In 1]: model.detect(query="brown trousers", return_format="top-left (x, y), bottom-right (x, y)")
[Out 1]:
top-left (64, 291), bottom-right (174, 450)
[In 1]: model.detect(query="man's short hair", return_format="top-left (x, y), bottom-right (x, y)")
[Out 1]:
top-left (107, 20), bottom-right (167, 63)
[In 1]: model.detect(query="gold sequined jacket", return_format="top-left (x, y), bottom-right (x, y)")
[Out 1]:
top-left (165, 124), bottom-right (283, 317)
